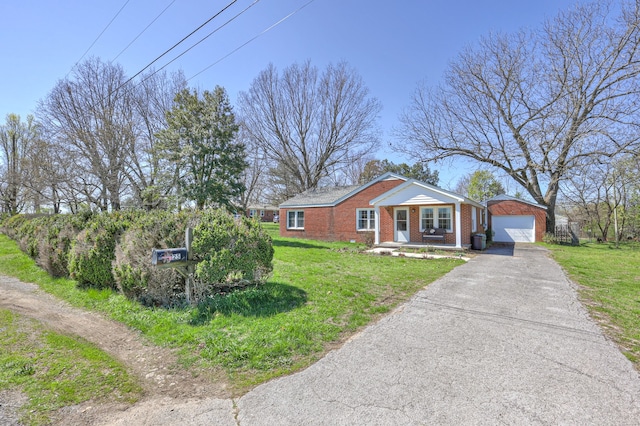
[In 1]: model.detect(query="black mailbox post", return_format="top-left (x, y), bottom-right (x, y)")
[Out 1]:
top-left (151, 228), bottom-right (197, 304)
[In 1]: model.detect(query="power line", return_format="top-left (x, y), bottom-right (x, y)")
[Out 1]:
top-left (188, 0), bottom-right (316, 82)
top-left (137, 0), bottom-right (260, 87)
top-left (116, 0), bottom-right (239, 91)
top-left (112, 0), bottom-right (177, 62)
top-left (68, 0), bottom-right (131, 76)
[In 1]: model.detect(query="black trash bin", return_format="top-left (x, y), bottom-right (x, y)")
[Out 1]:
top-left (472, 234), bottom-right (486, 250)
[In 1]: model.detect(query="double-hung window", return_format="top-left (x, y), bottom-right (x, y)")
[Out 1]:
top-left (421, 208), bottom-right (435, 230)
top-left (472, 208), bottom-right (477, 232)
top-left (437, 207), bottom-right (452, 231)
top-left (421, 206), bottom-right (452, 232)
top-left (356, 209), bottom-right (375, 231)
top-left (287, 210), bottom-right (304, 229)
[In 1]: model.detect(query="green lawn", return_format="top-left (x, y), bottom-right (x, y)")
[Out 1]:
top-left (546, 241), bottom-right (640, 367)
top-left (0, 223), bottom-right (464, 391)
top-left (0, 309), bottom-right (141, 426)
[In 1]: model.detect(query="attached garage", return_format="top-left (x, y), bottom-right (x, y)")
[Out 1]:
top-left (487, 195), bottom-right (547, 243)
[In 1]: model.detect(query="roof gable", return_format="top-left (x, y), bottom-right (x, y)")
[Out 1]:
top-left (279, 172), bottom-right (408, 208)
top-left (370, 179), bottom-right (484, 208)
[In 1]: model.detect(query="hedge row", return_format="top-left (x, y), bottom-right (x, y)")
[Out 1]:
top-left (1, 209), bottom-right (274, 306)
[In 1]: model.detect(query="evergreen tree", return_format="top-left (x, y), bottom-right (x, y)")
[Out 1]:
top-left (157, 87), bottom-right (247, 210)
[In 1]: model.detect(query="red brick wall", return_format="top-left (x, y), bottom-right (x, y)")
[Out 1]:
top-left (487, 200), bottom-right (547, 242)
top-left (379, 206), bottom-right (394, 242)
top-left (279, 206), bottom-right (332, 240)
top-left (406, 205), bottom-right (456, 245)
top-left (279, 179), bottom-right (485, 245)
top-left (384, 204), bottom-right (478, 245)
top-left (279, 179), bottom-right (405, 242)
top-left (458, 205), bottom-right (485, 245)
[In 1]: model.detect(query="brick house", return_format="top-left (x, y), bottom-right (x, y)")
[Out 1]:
top-left (486, 194), bottom-right (547, 242)
top-left (279, 172), bottom-right (485, 248)
top-left (246, 205), bottom-right (278, 222)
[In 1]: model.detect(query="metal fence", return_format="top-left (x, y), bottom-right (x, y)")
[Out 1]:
top-left (554, 223), bottom-right (580, 245)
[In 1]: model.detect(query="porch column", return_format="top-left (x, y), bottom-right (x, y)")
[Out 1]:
top-left (455, 202), bottom-right (462, 248)
top-left (374, 205), bottom-right (380, 245)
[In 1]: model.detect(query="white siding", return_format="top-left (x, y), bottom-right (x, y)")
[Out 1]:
top-left (376, 184), bottom-right (452, 206)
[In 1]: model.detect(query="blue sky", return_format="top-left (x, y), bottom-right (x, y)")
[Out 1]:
top-left (1, 0), bottom-right (579, 188)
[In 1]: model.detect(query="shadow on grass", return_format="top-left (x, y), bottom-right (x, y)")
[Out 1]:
top-left (190, 282), bottom-right (307, 325)
top-left (272, 239), bottom-right (328, 249)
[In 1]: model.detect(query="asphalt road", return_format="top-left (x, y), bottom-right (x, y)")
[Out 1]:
top-left (234, 244), bottom-right (640, 425)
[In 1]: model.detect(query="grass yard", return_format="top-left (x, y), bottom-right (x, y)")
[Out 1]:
top-left (0, 309), bottom-right (141, 426)
top-left (0, 223), bottom-right (464, 391)
top-left (546, 241), bottom-right (640, 367)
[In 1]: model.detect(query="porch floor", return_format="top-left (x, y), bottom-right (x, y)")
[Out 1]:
top-left (377, 241), bottom-right (472, 251)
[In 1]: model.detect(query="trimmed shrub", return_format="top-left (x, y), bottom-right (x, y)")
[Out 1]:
top-left (68, 211), bottom-right (141, 288)
top-left (113, 209), bottom-right (201, 306)
top-left (1, 211), bottom-right (93, 275)
top-left (0, 214), bottom-right (30, 241)
top-left (191, 209), bottom-right (274, 297)
top-left (36, 213), bottom-right (91, 277)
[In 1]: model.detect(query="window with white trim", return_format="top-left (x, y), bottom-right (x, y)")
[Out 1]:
top-left (472, 208), bottom-right (477, 232)
top-left (287, 210), bottom-right (304, 229)
top-left (438, 207), bottom-right (452, 231)
top-left (249, 209), bottom-right (257, 217)
top-left (356, 209), bottom-right (375, 230)
top-left (420, 206), bottom-right (452, 231)
top-left (421, 208), bottom-right (434, 230)
top-left (260, 210), bottom-right (265, 217)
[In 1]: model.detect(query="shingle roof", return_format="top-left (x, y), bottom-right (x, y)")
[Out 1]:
top-left (485, 194), bottom-right (547, 209)
top-left (279, 185), bottom-right (361, 208)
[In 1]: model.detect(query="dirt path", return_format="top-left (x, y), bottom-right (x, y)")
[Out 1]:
top-left (0, 275), bottom-right (234, 425)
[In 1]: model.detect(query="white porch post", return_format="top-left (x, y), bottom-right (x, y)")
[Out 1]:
top-left (455, 202), bottom-right (462, 248)
top-left (374, 205), bottom-right (381, 245)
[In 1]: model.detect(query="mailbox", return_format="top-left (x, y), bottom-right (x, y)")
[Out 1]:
top-left (151, 248), bottom-right (188, 266)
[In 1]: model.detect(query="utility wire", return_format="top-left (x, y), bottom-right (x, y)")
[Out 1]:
top-left (116, 0), bottom-right (239, 91)
top-left (188, 0), bottom-right (315, 82)
top-left (67, 0), bottom-right (131, 76)
top-left (138, 0), bottom-right (260, 86)
top-left (112, 0), bottom-right (177, 62)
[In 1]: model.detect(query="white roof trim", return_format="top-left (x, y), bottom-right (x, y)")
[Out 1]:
top-left (370, 179), bottom-right (484, 208)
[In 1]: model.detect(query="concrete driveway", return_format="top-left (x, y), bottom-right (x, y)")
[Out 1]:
top-left (235, 244), bottom-right (640, 425)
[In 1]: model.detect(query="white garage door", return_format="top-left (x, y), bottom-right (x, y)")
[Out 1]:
top-left (493, 215), bottom-right (535, 243)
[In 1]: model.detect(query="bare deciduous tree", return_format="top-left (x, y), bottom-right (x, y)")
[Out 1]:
top-left (397, 1), bottom-right (640, 229)
top-left (236, 125), bottom-right (270, 211)
top-left (238, 61), bottom-right (381, 196)
top-left (38, 58), bottom-right (136, 211)
top-left (128, 69), bottom-right (187, 210)
top-left (0, 114), bottom-right (36, 214)
top-left (562, 156), bottom-right (640, 241)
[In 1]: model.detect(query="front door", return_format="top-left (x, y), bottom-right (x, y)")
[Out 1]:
top-left (394, 208), bottom-right (410, 243)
